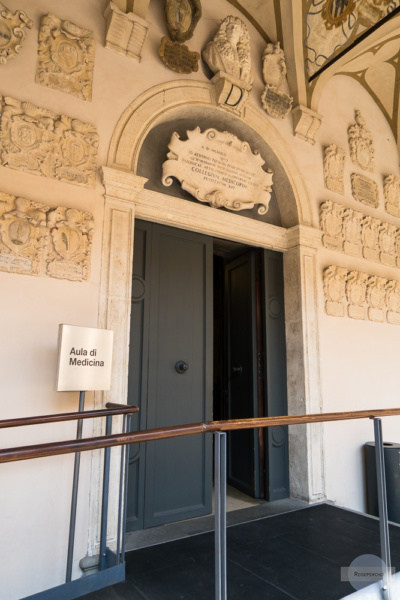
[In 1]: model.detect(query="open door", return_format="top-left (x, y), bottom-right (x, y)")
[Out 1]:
top-left (225, 251), bottom-right (263, 498)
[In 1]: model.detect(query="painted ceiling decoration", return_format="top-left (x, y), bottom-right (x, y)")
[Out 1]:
top-left (305, 0), bottom-right (400, 77)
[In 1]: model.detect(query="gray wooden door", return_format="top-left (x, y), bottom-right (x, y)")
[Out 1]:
top-left (127, 221), bottom-right (213, 530)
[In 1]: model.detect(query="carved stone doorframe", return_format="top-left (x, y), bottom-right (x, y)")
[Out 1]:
top-left (87, 83), bottom-right (325, 559)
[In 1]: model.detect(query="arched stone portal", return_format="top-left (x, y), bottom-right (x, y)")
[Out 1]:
top-left (91, 79), bottom-right (325, 548)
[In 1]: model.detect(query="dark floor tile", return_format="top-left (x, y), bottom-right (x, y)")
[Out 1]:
top-left (79, 504), bottom-right (400, 600)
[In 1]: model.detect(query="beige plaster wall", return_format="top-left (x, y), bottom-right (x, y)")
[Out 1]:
top-left (315, 75), bottom-right (400, 512)
top-left (0, 1), bottom-right (281, 598)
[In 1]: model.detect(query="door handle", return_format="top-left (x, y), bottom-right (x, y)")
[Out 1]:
top-left (175, 361), bottom-right (189, 374)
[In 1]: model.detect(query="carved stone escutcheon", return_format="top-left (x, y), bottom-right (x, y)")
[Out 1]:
top-left (361, 215), bottom-right (380, 262)
top-left (386, 281), bottom-right (400, 325)
top-left (323, 144), bottom-right (345, 194)
top-left (164, 0), bottom-right (201, 43)
top-left (343, 208), bottom-right (362, 257)
top-left (0, 192), bottom-right (93, 281)
top-left (379, 222), bottom-right (397, 267)
top-left (203, 16), bottom-right (252, 113)
top-left (0, 95), bottom-right (99, 187)
top-left (36, 14), bottom-right (95, 101)
top-left (383, 174), bottom-right (400, 218)
top-left (0, 2), bottom-right (32, 64)
top-left (261, 42), bottom-right (293, 119)
top-left (346, 270), bottom-right (367, 320)
top-left (348, 110), bottom-right (374, 172)
top-left (323, 265), bottom-right (347, 317)
top-left (367, 275), bottom-right (387, 322)
top-left (162, 127), bottom-right (273, 215)
top-left (320, 200), bottom-right (344, 250)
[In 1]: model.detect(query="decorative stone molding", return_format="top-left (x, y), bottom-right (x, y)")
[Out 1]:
top-left (348, 110), bottom-right (374, 172)
top-left (383, 174), bottom-right (400, 218)
top-left (0, 95), bottom-right (98, 187)
top-left (323, 144), bottom-right (345, 194)
top-left (36, 14), bottom-right (95, 102)
top-left (292, 105), bottom-right (322, 145)
top-left (0, 2), bottom-right (32, 64)
top-left (323, 266), bottom-right (400, 324)
top-left (0, 191), bottom-right (93, 281)
top-left (161, 127), bottom-right (273, 215)
top-left (104, 1), bottom-right (149, 62)
top-left (351, 173), bottom-right (379, 208)
top-left (203, 16), bottom-right (252, 114)
top-left (320, 201), bottom-right (400, 267)
top-left (261, 42), bottom-right (293, 119)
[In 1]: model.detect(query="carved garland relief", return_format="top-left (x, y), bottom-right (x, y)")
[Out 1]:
top-left (0, 95), bottom-right (98, 186)
top-left (0, 2), bottom-right (32, 64)
top-left (36, 14), bottom-right (95, 101)
top-left (0, 192), bottom-right (93, 281)
top-left (323, 266), bottom-right (400, 325)
top-left (320, 201), bottom-right (400, 267)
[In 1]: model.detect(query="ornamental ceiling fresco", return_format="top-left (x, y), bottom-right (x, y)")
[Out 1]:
top-left (305, 0), bottom-right (400, 77)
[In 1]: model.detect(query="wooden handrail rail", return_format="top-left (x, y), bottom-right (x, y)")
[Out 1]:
top-left (0, 404), bottom-right (139, 429)
top-left (1, 407), bottom-right (400, 464)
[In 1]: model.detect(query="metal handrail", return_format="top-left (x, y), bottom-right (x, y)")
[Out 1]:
top-left (0, 402), bottom-right (139, 429)
top-left (1, 407), bottom-right (400, 463)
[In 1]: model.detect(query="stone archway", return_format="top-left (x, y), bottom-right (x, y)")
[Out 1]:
top-left (89, 80), bottom-right (325, 553)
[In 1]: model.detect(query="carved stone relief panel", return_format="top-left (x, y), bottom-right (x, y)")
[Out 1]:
top-left (346, 271), bottom-right (368, 320)
top-left (36, 14), bottom-right (95, 102)
top-left (348, 110), bottom-right (374, 172)
top-left (0, 96), bottom-right (98, 186)
top-left (159, 36), bottom-right (199, 74)
top-left (104, 1), bottom-right (149, 62)
top-left (0, 3), bottom-right (32, 64)
top-left (320, 200), bottom-right (344, 251)
top-left (361, 215), bottom-right (380, 262)
top-left (261, 42), bottom-right (293, 119)
top-left (383, 174), bottom-right (400, 218)
top-left (323, 266), bottom-right (400, 325)
top-left (323, 265), bottom-right (348, 317)
top-left (366, 275), bottom-right (387, 322)
top-left (202, 16), bottom-right (252, 114)
top-left (342, 208), bottom-right (362, 257)
top-left (320, 201), bottom-right (400, 268)
top-left (351, 173), bottom-right (379, 208)
top-left (323, 144), bottom-right (345, 194)
top-left (162, 127), bottom-right (273, 214)
top-left (292, 105), bottom-right (322, 145)
top-left (0, 192), bottom-right (93, 281)
top-left (164, 0), bottom-right (201, 43)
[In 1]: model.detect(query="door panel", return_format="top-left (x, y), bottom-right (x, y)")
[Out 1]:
top-left (263, 250), bottom-right (289, 500)
top-left (225, 252), bottom-right (260, 497)
top-left (127, 221), bottom-right (212, 530)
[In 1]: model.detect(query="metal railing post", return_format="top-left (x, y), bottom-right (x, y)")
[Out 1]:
top-left (99, 414), bottom-right (113, 571)
top-left (121, 413), bottom-right (133, 565)
top-left (66, 390), bottom-right (85, 583)
top-left (116, 414), bottom-right (127, 564)
top-left (373, 417), bottom-right (392, 600)
top-left (214, 431), bottom-right (227, 600)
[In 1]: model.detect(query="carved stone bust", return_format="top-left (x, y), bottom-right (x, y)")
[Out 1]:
top-left (202, 15), bottom-right (252, 84)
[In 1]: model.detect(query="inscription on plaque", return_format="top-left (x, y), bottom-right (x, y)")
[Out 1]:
top-left (159, 36), bottom-right (199, 73)
top-left (162, 127), bottom-right (273, 214)
top-left (351, 173), bottom-right (379, 208)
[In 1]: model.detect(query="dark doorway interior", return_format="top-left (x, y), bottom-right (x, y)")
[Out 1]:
top-left (126, 221), bottom-right (289, 533)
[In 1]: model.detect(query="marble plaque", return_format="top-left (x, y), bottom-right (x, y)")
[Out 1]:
top-left (351, 173), bottom-right (378, 208)
top-left (158, 36), bottom-right (199, 73)
top-left (162, 127), bottom-right (273, 214)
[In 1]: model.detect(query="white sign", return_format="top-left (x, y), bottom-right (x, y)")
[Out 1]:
top-left (162, 127), bottom-right (273, 215)
top-left (56, 324), bottom-right (114, 391)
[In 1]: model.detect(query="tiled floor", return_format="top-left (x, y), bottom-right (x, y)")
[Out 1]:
top-left (80, 504), bottom-right (400, 600)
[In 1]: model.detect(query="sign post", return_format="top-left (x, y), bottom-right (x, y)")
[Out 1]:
top-left (56, 324), bottom-right (114, 583)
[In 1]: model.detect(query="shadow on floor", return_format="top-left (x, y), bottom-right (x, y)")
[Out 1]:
top-left (79, 504), bottom-right (400, 600)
